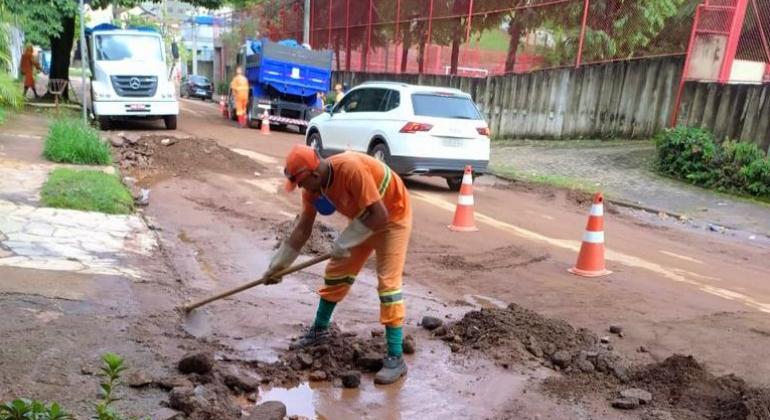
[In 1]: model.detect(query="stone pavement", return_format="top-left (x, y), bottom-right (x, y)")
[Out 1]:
top-left (491, 140), bottom-right (770, 237)
top-left (0, 112), bottom-right (156, 278)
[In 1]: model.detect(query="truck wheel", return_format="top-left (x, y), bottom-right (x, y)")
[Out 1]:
top-left (164, 115), bottom-right (178, 130)
top-left (446, 177), bottom-right (463, 192)
top-left (97, 116), bottom-right (111, 130)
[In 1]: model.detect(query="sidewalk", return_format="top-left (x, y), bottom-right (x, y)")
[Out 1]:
top-left (490, 140), bottom-right (770, 238)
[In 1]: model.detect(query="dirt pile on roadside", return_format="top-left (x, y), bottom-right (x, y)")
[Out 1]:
top-left (112, 134), bottom-right (263, 185)
top-left (251, 325), bottom-right (394, 387)
top-left (273, 218), bottom-right (337, 255)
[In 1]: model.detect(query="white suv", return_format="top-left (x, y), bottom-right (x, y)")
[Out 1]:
top-left (305, 82), bottom-right (490, 191)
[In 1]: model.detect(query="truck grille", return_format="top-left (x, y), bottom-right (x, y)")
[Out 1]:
top-left (110, 75), bottom-right (158, 97)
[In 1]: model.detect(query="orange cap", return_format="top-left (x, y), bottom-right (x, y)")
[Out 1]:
top-left (283, 145), bottom-right (320, 192)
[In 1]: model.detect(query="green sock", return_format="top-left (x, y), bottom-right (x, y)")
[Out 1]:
top-left (312, 298), bottom-right (337, 329)
top-left (385, 326), bottom-right (403, 357)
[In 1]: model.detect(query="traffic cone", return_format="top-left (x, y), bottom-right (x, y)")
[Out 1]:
top-left (238, 114), bottom-right (247, 128)
top-left (568, 192), bottom-right (612, 277)
top-left (260, 111), bottom-right (271, 135)
top-left (220, 99), bottom-right (227, 118)
top-left (448, 165), bottom-right (478, 232)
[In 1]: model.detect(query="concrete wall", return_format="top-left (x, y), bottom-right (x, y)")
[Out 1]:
top-left (333, 56), bottom-right (684, 140)
top-left (677, 82), bottom-right (770, 152)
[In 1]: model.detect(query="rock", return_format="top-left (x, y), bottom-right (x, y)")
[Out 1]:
top-left (452, 334), bottom-right (463, 344)
top-left (150, 408), bottom-right (182, 420)
top-left (543, 342), bottom-right (557, 356)
top-left (577, 358), bottom-right (595, 373)
top-left (223, 368), bottom-right (259, 392)
top-left (449, 343), bottom-right (460, 353)
top-left (356, 353), bottom-right (383, 372)
top-left (526, 341), bottom-right (544, 358)
top-left (80, 365), bottom-right (96, 376)
top-left (155, 375), bottom-right (193, 390)
top-left (618, 332), bottom-right (624, 338)
top-left (642, 410), bottom-right (676, 420)
top-left (638, 346), bottom-right (648, 353)
top-left (110, 136), bottom-right (124, 147)
top-left (433, 325), bottom-right (448, 337)
top-left (402, 335), bottom-right (416, 354)
top-left (126, 370), bottom-right (153, 387)
top-left (309, 370), bottom-right (327, 381)
top-left (421, 316), bottom-right (443, 331)
top-left (611, 365), bottom-right (630, 383)
top-left (248, 401), bottom-right (287, 420)
top-left (620, 388), bottom-right (652, 404)
top-left (136, 188), bottom-right (151, 207)
top-left (297, 352), bottom-right (314, 368)
top-left (611, 397), bottom-right (640, 410)
top-left (609, 325), bottom-right (623, 334)
top-left (168, 386), bottom-right (200, 415)
top-left (161, 138), bottom-right (176, 146)
top-left (178, 352), bottom-right (213, 375)
top-left (123, 133), bottom-right (139, 144)
top-left (551, 350), bottom-right (571, 369)
top-left (371, 329), bottom-right (383, 337)
top-left (341, 371), bottom-right (361, 388)
top-left (600, 336), bottom-right (611, 344)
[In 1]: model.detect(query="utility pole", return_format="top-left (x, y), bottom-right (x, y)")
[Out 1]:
top-left (192, 18), bottom-right (198, 75)
top-left (78, 0), bottom-right (87, 124)
top-left (303, 0), bottom-right (311, 45)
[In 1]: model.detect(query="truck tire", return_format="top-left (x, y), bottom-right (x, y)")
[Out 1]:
top-left (164, 115), bottom-right (178, 130)
top-left (97, 116), bottom-right (111, 130)
top-left (446, 177), bottom-right (462, 192)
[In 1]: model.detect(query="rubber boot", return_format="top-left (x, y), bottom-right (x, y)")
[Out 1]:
top-left (374, 355), bottom-right (408, 384)
top-left (295, 325), bottom-right (331, 348)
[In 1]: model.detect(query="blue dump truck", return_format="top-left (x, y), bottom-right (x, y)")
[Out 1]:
top-left (228, 39), bottom-right (333, 133)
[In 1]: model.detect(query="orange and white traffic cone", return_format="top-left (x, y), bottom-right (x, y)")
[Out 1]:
top-left (238, 114), bottom-right (247, 128)
top-left (568, 192), bottom-right (611, 277)
top-left (260, 111), bottom-right (271, 135)
top-left (448, 165), bottom-right (478, 232)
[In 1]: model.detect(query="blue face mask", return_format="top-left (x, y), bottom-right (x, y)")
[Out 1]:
top-left (314, 195), bottom-right (336, 216)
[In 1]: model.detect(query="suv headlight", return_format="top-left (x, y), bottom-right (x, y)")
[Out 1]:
top-left (92, 82), bottom-right (113, 99)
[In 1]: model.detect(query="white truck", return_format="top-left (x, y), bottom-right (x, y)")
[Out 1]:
top-left (85, 24), bottom-right (178, 129)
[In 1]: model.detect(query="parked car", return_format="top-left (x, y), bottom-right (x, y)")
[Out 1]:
top-left (181, 75), bottom-right (213, 100)
top-left (305, 81), bottom-right (490, 191)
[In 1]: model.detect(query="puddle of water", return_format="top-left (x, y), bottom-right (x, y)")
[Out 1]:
top-left (258, 382), bottom-right (324, 419)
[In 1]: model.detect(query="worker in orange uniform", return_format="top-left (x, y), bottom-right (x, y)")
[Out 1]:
top-left (266, 145), bottom-right (412, 385)
top-left (229, 66), bottom-right (250, 128)
top-left (20, 45), bottom-right (42, 99)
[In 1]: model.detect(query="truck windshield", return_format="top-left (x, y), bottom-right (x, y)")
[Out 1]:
top-left (95, 34), bottom-right (162, 62)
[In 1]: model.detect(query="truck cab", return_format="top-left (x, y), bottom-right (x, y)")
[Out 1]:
top-left (86, 24), bottom-right (179, 129)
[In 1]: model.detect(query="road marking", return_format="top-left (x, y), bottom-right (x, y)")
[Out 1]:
top-left (412, 191), bottom-right (770, 313)
top-left (183, 108), bottom-right (202, 117)
top-left (2, 133), bottom-right (42, 140)
top-left (660, 250), bottom-right (703, 264)
top-left (230, 148), bottom-right (278, 164)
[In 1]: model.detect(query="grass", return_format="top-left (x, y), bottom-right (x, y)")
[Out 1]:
top-left (491, 165), bottom-right (596, 193)
top-left (0, 107), bottom-right (6, 125)
top-left (41, 168), bottom-right (133, 214)
top-left (470, 28), bottom-right (510, 52)
top-left (43, 118), bottom-right (112, 165)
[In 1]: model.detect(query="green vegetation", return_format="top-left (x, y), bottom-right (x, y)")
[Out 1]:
top-left (43, 118), bottom-right (112, 165)
top-left (1, 353), bottom-right (131, 420)
top-left (68, 66), bottom-right (92, 78)
top-left (656, 127), bottom-right (770, 199)
top-left (41, 168), bottom-right (133, 214)
top-left (471, 29), bottom-right (509, 52)
top-left (0, 8), bottom-right (23, 121)
top-left (491, 165), bottom-right (595, 193)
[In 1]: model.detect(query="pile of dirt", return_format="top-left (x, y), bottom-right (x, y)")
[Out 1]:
top-left (112, 133), bottom-right (263, 185)
top-left (427, 246), bottom-right (549, 272)
top-left (438, 303), bottom-right (602, 370)
top-left (439, 304), bottom-right (770, 418)
top-left (273, 218), bottom-right (338, 255)
top-left (251, 325), bottom-right (408, 387)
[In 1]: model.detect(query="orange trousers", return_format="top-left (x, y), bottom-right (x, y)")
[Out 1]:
top-left (320, 211), bottom-right (412, 327)
top-left (234, 93), bottom-right (248, 117)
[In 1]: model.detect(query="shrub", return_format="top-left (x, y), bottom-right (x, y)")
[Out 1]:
top-left (655, 126), bottom-right (770, 199)
top-left (43, 118), bottom-right (112, 165)
top-left (41, 168), bottom-right (133, 214)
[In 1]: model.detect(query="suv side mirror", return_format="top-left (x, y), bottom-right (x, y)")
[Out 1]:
top-left (324, 104), bottom-right (334, 114)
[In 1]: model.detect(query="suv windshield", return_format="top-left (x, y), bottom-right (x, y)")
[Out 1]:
top-left (411, 93), bottom-right (482, 120)
top-left (95, 34), bottom-right (162, 62)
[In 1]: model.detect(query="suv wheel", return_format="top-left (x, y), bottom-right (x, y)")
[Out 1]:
top-left (446, 176), bottom-right (463, 192)
top-left (370, 142), bottom-right (391, 166)
top-left (307, 131), bottom-right (323, 153)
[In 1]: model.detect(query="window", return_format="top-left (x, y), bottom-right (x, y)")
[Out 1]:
top-left (383, 90), bottom-right (400, 111)
top-left (411, 93), bottom-right (482, 120)
top-left (334, 89), bottom-right (364, 113)
top-left (356, 88), bottom-right (389, 112)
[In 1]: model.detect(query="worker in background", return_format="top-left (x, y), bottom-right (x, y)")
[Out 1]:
top-left (20, 45), bottom-right (42, 99)
top-left (266, 145), bottom-right (412, 385)
top-left (230, 66), bottom-right (250, 128)
top-left (334, 83), bottom-right (344, 103)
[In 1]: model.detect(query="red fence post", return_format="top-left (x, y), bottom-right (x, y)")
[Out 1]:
top-left (575, 0), bottom-right (590, 68)
top-left (345, 0), bottom-right (350, 71)
top-left (465, 0), bottom-right (474, 43)
top-left (719, 0), bottom-right (750, 83)
top-left (424, 0), bottom-right (434, 74)
top-left (395, 0), bottom-right (401, 74)
top-left (365, 0), bottom-right (373, 71)
top-left (670, 5), bottom-right (703, 127)
top-left (328, 0), bottom-right (333, 48)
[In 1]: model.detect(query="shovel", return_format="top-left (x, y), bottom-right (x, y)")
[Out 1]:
top-left (180, 253), bottom-right (331, 314)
